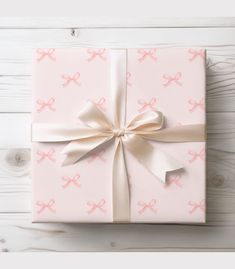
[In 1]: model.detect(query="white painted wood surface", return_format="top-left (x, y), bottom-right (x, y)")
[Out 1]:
top-left (0, 17), bottom-right (235, 252)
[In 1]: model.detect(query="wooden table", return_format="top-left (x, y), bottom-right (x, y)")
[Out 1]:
top-left (0, 17), bottom-right (235, 252)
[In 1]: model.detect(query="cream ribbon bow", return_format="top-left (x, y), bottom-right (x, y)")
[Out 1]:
top-left (32, 49), bottom-right (205, 222)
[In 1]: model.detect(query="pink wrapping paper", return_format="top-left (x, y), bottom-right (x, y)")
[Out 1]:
top-left (32, 48), bottom-right (206, 223)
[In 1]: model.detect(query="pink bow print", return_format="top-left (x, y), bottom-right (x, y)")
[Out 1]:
top-left (36, 148), bottom-right (56, 163)
top-left (138, 49), bottom-right (157, 62)
top-left (188, 98), bottom-right (205, 112)
top-left (188, 148), bottom-right (205, 163)
top-left (138, 98), bottom-right (157, 112)
top-left (138, 199), bottom-right (157, 215)
top-left (188, 49), bottom-right (205, 61)
top-left (61, 72), bottom-right (81, 87)
top-left (62, 174), bottom-right (81, 189)
top-left (188, 199), bottom-right (205, 214)
top-left (87, 149), bottom-right (106, 163)
top-left (36, 97), bottom-right (56, 112)
top-left (36, 199), bottom-right (56, 214)
top-left (163, 72), bottom-right (182, 87)
top-left (89, 97), bottom-right (106, 112)
top-left (36, 49), bottom-right (56, 62)
top-left (87, 199), bottom-right (106, 214)
top-left (165, 174), bottom-right (182, 188)
top-left (87, 49), bottom-right (106, 62)
top-left (127, 72), bottom-right (132, 86)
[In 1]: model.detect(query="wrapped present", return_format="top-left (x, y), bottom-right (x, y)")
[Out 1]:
top-left (32, 48), bottom-right (206, 223)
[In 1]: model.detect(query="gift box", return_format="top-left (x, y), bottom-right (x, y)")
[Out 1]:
top-left (32, 47), bottom-right (206, 223)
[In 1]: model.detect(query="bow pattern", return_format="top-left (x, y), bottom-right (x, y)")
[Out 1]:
top-left (32, 49), bottom-right (205, 222)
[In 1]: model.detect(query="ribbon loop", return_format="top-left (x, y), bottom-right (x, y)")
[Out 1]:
top-left (78, 101), bottom-right (113, 131)
top-left (126, 110), bottom-right (163, 133)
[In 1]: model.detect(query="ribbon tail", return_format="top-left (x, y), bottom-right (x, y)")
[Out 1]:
top-left (112, 139), bottom-right (130, 222)
top-left (123, 134), bottom-right (182, 183)
top-left (61, 135), bottom-right (113, 166)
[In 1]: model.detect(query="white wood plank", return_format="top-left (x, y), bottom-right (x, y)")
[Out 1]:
top-left (0, 193), bottom-right (31, 213)
top-left (0, 222), bottom-right (234, 252)
top-left (0, 17), bottom-right (235, 29)
top-left (0, 76), bottom-right (31, 112)
top-left (0, 114), bottom-right (31, 148)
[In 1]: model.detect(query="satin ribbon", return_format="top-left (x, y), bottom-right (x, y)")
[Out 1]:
top-left (32, 49), bottom-right (206, 222)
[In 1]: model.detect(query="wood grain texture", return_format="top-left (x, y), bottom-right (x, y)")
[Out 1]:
top-left (0, 18), bottom-right (235, 252)
top-left (0, 17), bottom-right (235, 28)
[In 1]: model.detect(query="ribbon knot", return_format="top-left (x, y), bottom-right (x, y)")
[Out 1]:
top-left (113, 128), bottom-right (125, 137)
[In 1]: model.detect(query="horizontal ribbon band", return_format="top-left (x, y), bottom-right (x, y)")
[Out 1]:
top-left (32, 49), bottom-right (206, 222)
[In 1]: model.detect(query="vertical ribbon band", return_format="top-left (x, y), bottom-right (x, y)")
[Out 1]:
top-left (110, 50), bottom-right (129, 221)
